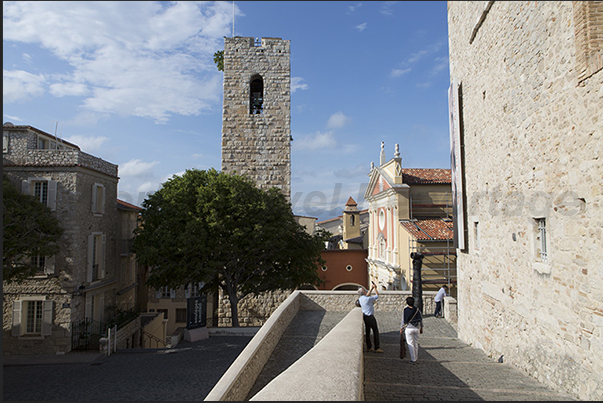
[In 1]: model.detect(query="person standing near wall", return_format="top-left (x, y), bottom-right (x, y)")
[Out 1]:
top-left (433, 285), bottom-right (449, 318)
top-left (358, 282), bottom-right (383, 353)
top-left (401, 296), bottom-right (423, 363)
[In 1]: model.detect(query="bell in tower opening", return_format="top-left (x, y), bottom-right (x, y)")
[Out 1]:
top-left (250, 75), bottom-right (263, 115)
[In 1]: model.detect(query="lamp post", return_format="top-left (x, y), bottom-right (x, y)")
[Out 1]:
top-left (410, 252), bottom-right (424, 312)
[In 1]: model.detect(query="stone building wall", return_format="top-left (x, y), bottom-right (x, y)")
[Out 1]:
top-left (447, 2), bottom-right (602, 400)
top-left (3, 125), bottom-right (119, 355)
top-left (221, 37), bottom-right (291, 201)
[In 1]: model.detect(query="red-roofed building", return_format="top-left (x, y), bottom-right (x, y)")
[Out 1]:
top-left (364, 142), bottom-right (456, 294)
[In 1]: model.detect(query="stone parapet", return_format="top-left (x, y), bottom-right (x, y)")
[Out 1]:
top-left (4, 149), bottom-right (118, 178)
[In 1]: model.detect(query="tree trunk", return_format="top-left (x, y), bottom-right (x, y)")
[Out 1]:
top-left (227, 288), bottom-right (240, 327)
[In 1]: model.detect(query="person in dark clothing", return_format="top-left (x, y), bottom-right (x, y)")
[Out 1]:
top-left (401, 296), bottom-right (423, 363)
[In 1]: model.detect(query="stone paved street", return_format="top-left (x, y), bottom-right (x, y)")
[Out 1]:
top-left (3, 312), bottom-right (578, 401)
top-left (364, 312), bottom-right (577, 401)
top-left (3, 336), bottom-right (252, 401)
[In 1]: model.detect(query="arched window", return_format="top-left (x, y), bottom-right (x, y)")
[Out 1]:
top-left (250, 75), bottom-right (263, 114)
top-left (350, 215), bottom-right (355, 226)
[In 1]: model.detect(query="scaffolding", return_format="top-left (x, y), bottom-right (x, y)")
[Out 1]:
top-left (408, 191), bottom-right (456, 293)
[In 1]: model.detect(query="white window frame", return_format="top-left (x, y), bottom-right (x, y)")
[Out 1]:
top-left (31, 254), bottom-right (56, 276)
top-left (535, 218), bottom-right (547, 263)
top-left (533, 217), bottom-right (551, 274)
top-left (185, 282), bottom-right (205, 299)
top-left (21, 177), bottom-right (57, 211)
top-left (156, 286), bottom-right (176, 299)
top-left (11, 298), bottom-right (53, 338)
top-left (92, 183), bottom-right (106, 215)
top-left (87, 233), bottom-right (106, 282)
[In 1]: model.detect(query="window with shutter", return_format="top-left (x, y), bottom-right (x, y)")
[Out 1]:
top-left (21, 178), bottom-right (57, 211)
top-left (42, 301), bottom-right (53, 336)
top-left (88, 233), bottom-right (105, 282)
top-left (92, 183), bottom-right (105, 214)
top-left (11, 301), bottom-right (22, 336)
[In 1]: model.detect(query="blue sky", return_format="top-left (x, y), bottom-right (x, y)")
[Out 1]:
top-left (3, 1), bottom-right (451, 222)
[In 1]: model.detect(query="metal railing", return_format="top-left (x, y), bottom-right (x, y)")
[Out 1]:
top-left (142, 330), bottom-right (167, 348)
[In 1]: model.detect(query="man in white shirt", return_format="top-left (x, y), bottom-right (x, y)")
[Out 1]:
top-left (434, 285), bottom-right (449, 318)
top-left (358, 282), bottom-right (383, 353)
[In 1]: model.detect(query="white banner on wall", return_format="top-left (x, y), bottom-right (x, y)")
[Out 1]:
top-left (448, 79), bottom-right (465, 250)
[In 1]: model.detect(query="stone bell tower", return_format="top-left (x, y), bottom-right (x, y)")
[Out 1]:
top-left (221, 36), bottom-right (291, 201)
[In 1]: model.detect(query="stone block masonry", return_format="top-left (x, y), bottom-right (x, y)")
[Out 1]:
top-left (447, 2), bottom-right (602, 400)
top-left (221, 37), bottom-right (291, 201)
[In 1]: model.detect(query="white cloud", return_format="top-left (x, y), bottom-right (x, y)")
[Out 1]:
top-left (119, 158), bottom-right (159, 177)
top-left (3, 69), bottom-right (45, 102)
top-left (49, 82), bottom-right (90, 97)
top-left (22, 53), bottom-right (33, 65)
top-left (2, 1), bottom-right (234, 123)
top-left (63, 135), bottom-right (108, 153)
top-left (295, 131), bottom-right (337, 151)
top-left (136, 181), bottom-right (159, 194)
top-left (326, 111), bottom-right (351, 129)
top-left (348, 3), bottom-right (363, 13)
top-left (430, 56), bottom-right (449, 76)
top-left (390, 68), bottom-right (411, 78)
top-left (380, 1), bottom-right (397, 16)
top-left (356, 23), bottom-right (367, 32)
top-left (291, 77), bottom-right (308, 93)
top-left (2, 113), bottom-right (23, 122)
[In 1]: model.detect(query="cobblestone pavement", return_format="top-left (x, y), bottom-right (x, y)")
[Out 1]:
top-left (3, 336), bottom-right (252, 401)
top-left (364, 312), bottom-right (577, 401)
top-left (3, 312), bottom-right (579, 401)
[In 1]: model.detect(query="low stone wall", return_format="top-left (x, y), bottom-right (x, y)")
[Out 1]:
top-left (250, 306), bottom-right (364, 401)
top-left (217, 289), bottom-right (292, 327)
top-left (205, 291), bottom-right (302, 401)
top-left (115, 316), bottom-right (141, 349)
top-left (207, 291), bottom-right (456, 401)
top-left (219, 289), bottom-right (441, 327)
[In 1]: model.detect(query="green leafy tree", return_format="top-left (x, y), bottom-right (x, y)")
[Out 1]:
top-left (133, 168), bottom-right (328, 326)
top-left (213, 50), bottom-right (224, 71)
top-left (3, 174), bottom-right (64, 283)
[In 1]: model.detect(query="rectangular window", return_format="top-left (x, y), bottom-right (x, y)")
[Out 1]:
top-left (186, 282), bottom-right (205, 298)
top-left (31, 256), bottom-right (46, 274)
top-left (92, 184), bottom-right (105, 214)
top-left (25, 300), bottom-right (43, 334)
top-left (176, 308), bottom-right (187, 323)
top-left (33, 181), bottom-right (49, 206)
top-left (87, 233), bottom-right (106, 282)
top-left (535, 218), bottom-right (547, 263)
top-left (22, 178), bottom-right (57, 211)
top-left (37, 136), bottom-right (49, 149)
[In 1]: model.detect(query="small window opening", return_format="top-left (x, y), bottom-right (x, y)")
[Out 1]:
top-left (536, 218), bottom-right (547, 263)
top-left (250, 75), bottom-right (264, 114)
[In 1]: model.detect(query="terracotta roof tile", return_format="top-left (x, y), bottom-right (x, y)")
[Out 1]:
top-left (400, 218), bottom-right (454, 241)
top-left (401, 168), bottom-right (451, 184)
